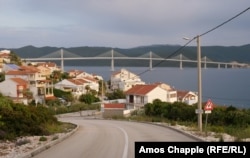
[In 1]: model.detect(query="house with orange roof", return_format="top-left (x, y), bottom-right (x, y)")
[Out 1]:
top-left (0, 78), bottom-right (29, 104)
top-left (111, 68), bottom-right (145, 91)
top-left (5, 66), bottom-right (54, 104)
top-left (36, 65), bottom-right (52, 78)
top-left (36, 62), bottom-right (60, 73)
top-left (0, 50), bottom-right (11, 64)
top-left (125, 84), bottom-right (169, 109)
top-left (0, 53), bottom-right (10, 66)
top-left (68, 69), bottom-right (92, 78)
top-left (177, 90), bottom-right (198, 105)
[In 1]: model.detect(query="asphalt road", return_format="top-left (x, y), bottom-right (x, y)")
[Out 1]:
top-left (33, 116), bottom-right (199, 158)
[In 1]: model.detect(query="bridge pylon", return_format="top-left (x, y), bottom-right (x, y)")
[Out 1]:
top-left (204, 56), bottom-right (207, 69)
top-left (149, 51), bottom-right (153, 70)
top-left (111, 49), bottom-right (115, 71)
top-left (218, 63), bottom-right (220, 69)
top-left (61, 49), bottom-right (64, 73)
top-left (180, 54), bottom-right (183, 69)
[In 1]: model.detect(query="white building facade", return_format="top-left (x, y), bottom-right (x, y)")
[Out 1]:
top-left (111, 68), bottom-right (145, 91)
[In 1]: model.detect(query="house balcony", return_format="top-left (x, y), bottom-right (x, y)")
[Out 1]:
top-left (36, 83), bottom-right (46, 87)
top-left (126, 102), bottom-right (144, 108)
top-left (28, 75), bottom-right (46, 81)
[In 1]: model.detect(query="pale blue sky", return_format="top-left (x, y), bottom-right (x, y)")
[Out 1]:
top-left (0, 0), bottom-right (249, 48)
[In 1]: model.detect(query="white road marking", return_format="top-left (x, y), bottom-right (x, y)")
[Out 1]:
top-left (116, 126), bottom-right (129, 158)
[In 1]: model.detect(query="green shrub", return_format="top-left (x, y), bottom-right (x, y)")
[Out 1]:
top-left (39, 136), bottom-right (47, 141)
top-left (0, 95), bottom-right (60, 140)
top-left (210, 126), bottom-right (224, 133)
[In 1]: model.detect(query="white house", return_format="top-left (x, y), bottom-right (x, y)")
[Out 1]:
top-left (54, 78), bottom-right (99, 98)
top-left (153, 82), bottom-right (177, 103)
top-left (0, 78), bottom-right (29, 105)
top-left (111, 68), bottom-right (145, 91)
top-left (68, 69), bottom-right (103, 80)
top-left (125, 84), bottom-right (168, 109)
top-left (177, 90), bottom-right (198, 105)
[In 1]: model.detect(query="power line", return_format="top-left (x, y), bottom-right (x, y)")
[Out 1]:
top-left (136, 7), bottom-right (250, 77)
top-left (200, 7), bottom-right (250, 37)
top-left (137, 38), bottom-right (195, 76)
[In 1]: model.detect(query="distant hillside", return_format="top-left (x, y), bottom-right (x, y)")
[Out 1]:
top-left (1, 44), bottom-right (250, 67)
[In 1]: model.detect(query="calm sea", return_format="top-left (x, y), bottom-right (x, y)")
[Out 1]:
top-left (65, 66), bottom-right (250, 109)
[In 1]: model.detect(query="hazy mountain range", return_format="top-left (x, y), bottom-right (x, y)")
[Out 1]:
top-left (2, 44), bottom-right (250, 67)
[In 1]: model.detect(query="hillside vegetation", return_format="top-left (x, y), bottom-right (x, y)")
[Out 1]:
top-left (132, 99), bottom-right (250, 139)
top-left (0, 93), bottom-right (60, 140)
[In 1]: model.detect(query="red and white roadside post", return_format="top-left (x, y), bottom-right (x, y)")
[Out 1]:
top-left (204, 99), bottom-right (214, 135)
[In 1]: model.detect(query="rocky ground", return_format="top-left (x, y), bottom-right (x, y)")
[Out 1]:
top-left (0, 123), bottom-right (249, 158)
top-left (0, 133), bottom-right (67, 158)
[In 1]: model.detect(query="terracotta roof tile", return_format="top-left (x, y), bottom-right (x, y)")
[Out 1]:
top-left (177, 91), bottom-right (189, 98)
top-left (125, 84), bottom-right (158, 95)
top-left (10, 78), bottom-right (28, 85)
top-left (6, 70), bottom-right (29, 75)
top-left (67, 78), bottom-right (87, 85)
top-left (37, 62), bottom-right (57, 67)
top-left (0, 53), bottom-right (10, 58)
top-left (104, 103), bottom-right (125, 109)
top-left (177, 90), bottom-right (196, 99)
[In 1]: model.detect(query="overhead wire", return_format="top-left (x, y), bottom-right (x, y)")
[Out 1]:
top-left (134, 7), bottom-right (250, 104)
top-left (136, 7), bottom-right (250, 77)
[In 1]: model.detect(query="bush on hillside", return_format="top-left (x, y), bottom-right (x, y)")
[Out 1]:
top-left (0, 94), bottom-right (59, 140)
top-left (144, 99), bottom-right (250, 127)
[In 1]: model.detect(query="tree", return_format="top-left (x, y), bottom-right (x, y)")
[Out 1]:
top-left (61, 72), bottom-right (70, 79)
top-left (106, 89), bottom-right (126, 100)
top-left (9, 51), bottom-right (22, 66)
top-left (98, 80), bottom-right (106, 96)
top-left (53, 88), bottom-right (74, 102)
top-left (144, 103), bottom-right (154, 116)
top-left (23, 89), bottom-right (33, 100)
top-left (85, 85), bottom-right (90, 93)
top-left (51, 70), bottom-right (62, 82)
top-left (0, 72), bottom-right (5, 82)
top-left (79, 93), bottom-right (97, 105)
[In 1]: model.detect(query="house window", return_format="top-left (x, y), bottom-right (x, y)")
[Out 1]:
top-left (170, 93), bottom-right (176, 98)
top-left (129, 95), bottom-right (134, 103)
top-left (140, 96), bottom-right (144, 103)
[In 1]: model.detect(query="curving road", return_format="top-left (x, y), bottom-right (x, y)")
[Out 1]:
top-left (33, 116), bottom-right (199, 158)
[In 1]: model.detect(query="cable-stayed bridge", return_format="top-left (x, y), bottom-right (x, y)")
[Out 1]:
top-left (22, 49), bottom-right (250, 72)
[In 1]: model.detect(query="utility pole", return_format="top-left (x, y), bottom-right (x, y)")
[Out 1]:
top-left (183, 36), bottom-right (203, 132)
top-left (197, 35), bottom-right (203, 132)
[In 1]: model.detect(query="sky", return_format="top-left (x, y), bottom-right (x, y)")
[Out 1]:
top-left (0, 0), bottom-right (249, 48)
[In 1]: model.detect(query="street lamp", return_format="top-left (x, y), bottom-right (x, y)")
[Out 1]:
top-left (183, 36), bottom-right (203, 132)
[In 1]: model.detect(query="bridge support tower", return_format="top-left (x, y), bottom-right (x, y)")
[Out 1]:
top-left (180, 54), bottom-right (183, 69)
top-left (60, 49), bottom-right (64, 73)
top-left (204, 56), bottom-right (207, 69)
top-left (149, 51), bottom-right (153, 70)
top-left (111, 49), bottom-right (115, 71)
